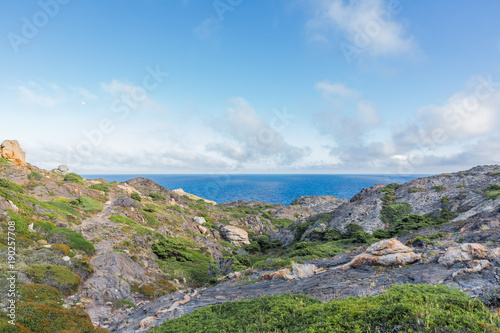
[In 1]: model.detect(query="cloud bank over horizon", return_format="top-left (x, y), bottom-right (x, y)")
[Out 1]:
top-left (1, 1), bottom-right (500, 175)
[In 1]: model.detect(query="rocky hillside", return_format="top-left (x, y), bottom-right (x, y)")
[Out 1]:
top-left (0, 140), bottom-right (499, 332)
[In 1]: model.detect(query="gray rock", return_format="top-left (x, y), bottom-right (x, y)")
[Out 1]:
top-left (114, 197), bottom-right (136, 208)
top-left (193, 216), bottom-right (206, 224)
top-left (58, 165), bottom-right (69, 175)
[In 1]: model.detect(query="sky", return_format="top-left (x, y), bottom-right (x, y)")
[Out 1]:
top-left (1, 0), bottom-right (500, 175)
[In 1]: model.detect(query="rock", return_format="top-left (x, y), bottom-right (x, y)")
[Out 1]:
top-left (366, 238), bottom-right (413, 256)
top-left (28, 223), bottom-right (34, 232)
top-left (270, 224), bottom-right (298, 246)
top-left (284, 264), bottom-right (324, 280)
top-left (438, 243), bottom-right (499, 267)
top-left (58, 165), bottom-right (69, 175)
top-left (197, 225), bottom-right (208, 234)
top-left (290, 195), bottom-right (348, 214)
top-left (261, 268), bottom-right (292, 280)
top-left (452, 260), bottom-right (491, 277)
top-left (172, 188), bottom-right (216, 205)
top-left (114, 197), bottom-right (136, 208)
top-left (219, 225), bottom-right (250, 247)
top-left (193, 216), bottom-right (206, 224)
top-left (8, 200), bottom-right (18, 213)
top-left (62, 256), bottom-right (71, 262)
top-left (345, 238), bottom-right (421, 268)
top-left (1, 140), bottom-right (26, 166)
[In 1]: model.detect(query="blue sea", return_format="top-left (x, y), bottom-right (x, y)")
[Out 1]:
top-left (83, 174), bottom-right (428, 205)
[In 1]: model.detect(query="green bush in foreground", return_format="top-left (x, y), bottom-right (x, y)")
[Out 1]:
top-left (151, 284), bottom-right (500, 333)
top-left (63, 172), bottom-right (84, 185)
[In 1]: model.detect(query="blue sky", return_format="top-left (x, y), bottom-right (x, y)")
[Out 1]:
top-left (1, 0), bottom-right (500, 174)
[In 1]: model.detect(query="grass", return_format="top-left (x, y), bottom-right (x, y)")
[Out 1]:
top-left (24, 265), bottom-right (81, 295)
top-left (69, 196), bottom-right (103, 213)
top-left (431, 185), bottom-right (447, 192)
top-left (28, 171), bottom-right (44, 181)
top-left (63, 172), bottom-right (84, 185)
top-left (151, 284), bottom-right (500, 333)
top-left (89, 183), bottom-right (111, 193)
top-left (0, 178), bottom-right (25, 193)
top-left (47, 228), bottom-right (95, 255)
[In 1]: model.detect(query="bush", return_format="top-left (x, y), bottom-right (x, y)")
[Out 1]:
top-left (288, 241), bottom-right (342, 258)
top-left (152, 284), bottom-right (500, 333)
top-left (380, 202), bottom-right (412, 225)
top-left (89, 183), bottom-right (111, 193)
top-left (28, 171), bottom-right (44, 181)
top-left (24, 265), bottom-right (81, 295)
top-left (323, 228), bottom-right (343, 241)
top-left (0, 178), bottom-right (24, 193)
top-left (69, 197), bottom-right (103, 213)
top-left (19, 284), bottom-right (63, 308)
top-left (408, 187), bottom-right (426, 193)
top-left (372, 229), bottom-right (391, 239)
top-left (486, 184), bottom-right (500, 200)
top-left (45, 201), bottom-right (80, 217)
top-left (63, 173), bottom-right (84, 185)
top-left (149, 193), bottom-right (166, 201)
top-left (130, 192), bottom-right (142, 201)
top-left (256, 235), bottom-right (281, 254)
top-left (245, 241), bottom-right (261, 254)
top-left (431, 185), bottom-right (446, 192)
top-left (47, 228), bottom-right (95, 255)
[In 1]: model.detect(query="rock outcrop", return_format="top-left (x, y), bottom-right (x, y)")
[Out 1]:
top-left (1, 140), bottom-right (26, 166)
top-left (438, 243), bottom-right (500, 267)
top-left (290, 195), bottom-right (348, 214)
top-left (344, 239), bottom-right (421, 268)
top-left (219, 225), bottom-right (250, 246)
top-left (172, 188), bottom-right (216, 205)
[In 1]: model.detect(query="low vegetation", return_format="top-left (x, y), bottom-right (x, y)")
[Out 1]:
top-left (151, 284), bottom-right (500, 333)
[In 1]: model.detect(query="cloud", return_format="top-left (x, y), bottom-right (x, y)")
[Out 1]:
top-left (315, 80), bottom-right (359, 98)
top-left (314, 75), bottom-right (500, 173)
top-left (70, 86), bottom-right (98, 102)
top-left (306, 0), bottom-right (418, 59)
top-left (207, 97), bottom-right (310, 166)
top-left (101, 79), bottom-right (167, 114)
top-left (395, 76), bottom-right (500, 149)
top-left (17, 84), bottom-right (60, 109)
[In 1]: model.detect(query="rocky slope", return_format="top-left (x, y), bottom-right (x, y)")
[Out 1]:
top-left (1, 142), bottom-right (500, 332)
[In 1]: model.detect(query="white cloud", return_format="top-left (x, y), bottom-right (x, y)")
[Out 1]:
top-left (315, 80), bottom-right (359, 98)
top-left (207, 97), bottom-right (310, 166)
top-left (17, 85), bottom-right (60, 109)
top-left (307, 0), bottom-right (418, 59)
top-left (71, 86), bottom-right (98, 102)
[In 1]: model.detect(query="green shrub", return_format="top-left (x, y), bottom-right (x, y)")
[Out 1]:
top-left (24, 265), bottom-right (81, 295)
top-left (130, 192), bottom-right (142, 201)
top-left (45, 201), bottom-right (80, 217)
top-left (323, 228), bottom-right (343, 241)
top-left (47, 228), bottom-right (95, 255)
top-left (151, 284), bottom-right (500, 333)
top-left (408, 187), bottom-right (426, 193)
top-left (148, 193), bottom-right (166, 201)
top-left (89, 183), bottom-right (111, 193)
top-left (63, 173), bottom-right (84, 185)
top-left (245, 241), bottom-right (261, 254)
top-left (486, 184), bottom-right (500, 200)
top-left (427, 232), bottom-right (449, 239)
top-left (380, 193), bottom-right (396, 204)
top-left (0, 178), bottom-right (24, 193)
top-left (141, 210), bottom-right (159, 227)
top-left (19, 284), bottom-right (63, 308)
top-left (28, 171), bottom-right (44, 181)
top-left (69, 197), bottom-right (103, 213)
top-left (380, 202), bottom-right (411, 225)
top-left (372, 229), bottom-right (391, 239)
top-left (0, 157), bottom-right (12, 165)
top-left (270, 218), bottom-right (294, 228)
top-left (431, 185), bottom-right (446, 192)
top-left (256, 235), bottom-right (281, 254)
top-left (288, 241), bottom-right (342, 258)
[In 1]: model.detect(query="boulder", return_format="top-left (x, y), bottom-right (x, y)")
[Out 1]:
top-left (438, 243), bottom-right (499, 267)
top-left (113, 197), bottom-right (136, 208)
top-left (1, 140), bottom-right (26, 166)
top-left (284, 264), bottom-right (325, 280)
top-left (219, 225), bottom-right (250, 247)
top-left (344, 238), bottom-right (421, 268)
top-left (194, 216), bottom-right (206, 224)
top-left (58, 165), bottom-right (69, 175)
top-left (261, 268), bottom-right (292, 280)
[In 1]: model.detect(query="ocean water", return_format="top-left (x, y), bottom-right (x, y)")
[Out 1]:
top-left (84, 174), bottom-right (427, 205)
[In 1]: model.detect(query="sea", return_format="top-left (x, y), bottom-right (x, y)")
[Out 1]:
top-left (83, 174), bottom-right (428, 205)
